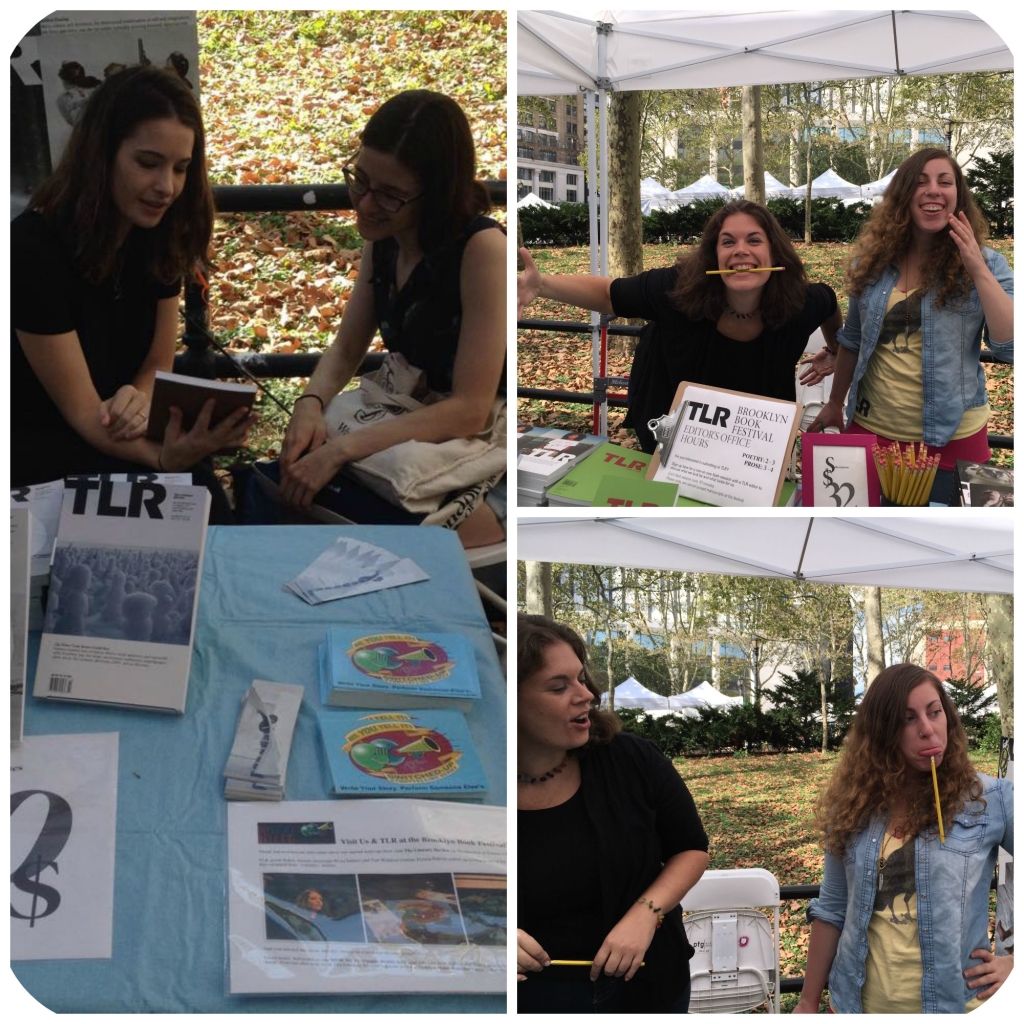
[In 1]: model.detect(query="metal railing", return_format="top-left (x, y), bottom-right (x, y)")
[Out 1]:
top-left (175, 180), bottom-right (506, 379)
top-left (516, 318), bottom-right (1013, 450)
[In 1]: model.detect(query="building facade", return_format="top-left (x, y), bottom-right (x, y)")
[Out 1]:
top-left (516, 95), bottom-right (586, 203)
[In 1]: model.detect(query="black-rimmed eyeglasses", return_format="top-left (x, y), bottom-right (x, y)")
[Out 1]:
top-left (342, 163), bottom-right (422, 213)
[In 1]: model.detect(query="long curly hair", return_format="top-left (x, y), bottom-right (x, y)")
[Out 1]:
top-left (668, 200), bottom-right (810, 327)
top-left (815, 664), bottom-right (983, 857)
top-left (845, 148), bottom-right (988, 309)
top-left (517, 614), bottom-right (620, 747)
top-left (361, 90), bottom-right (492, 254)
top-left (32, 65), bottom-right (213, 286)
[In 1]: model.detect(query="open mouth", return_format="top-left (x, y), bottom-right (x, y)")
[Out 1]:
top-left (919, 205), bottom-right (945, 215)
top-left (729, 263), bottom-right (759, 272)
top-left (570, 713), bottom-right (590, 727)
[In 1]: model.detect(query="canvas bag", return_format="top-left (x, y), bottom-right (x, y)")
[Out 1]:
top-left (322, 353), bottom-right (506, 515)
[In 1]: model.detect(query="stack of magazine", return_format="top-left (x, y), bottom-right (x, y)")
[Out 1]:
top-left (10, 508), bottom-right (32, 743)
top-left (953, 461), bottom-right (1013, 507)
top-left (10, 479), bottom-right (65, 630)
top-left (316, 628), bottom-right (487, 800)
top-left (516, 425), bottom-right (605, 505)
top-left (33, 478), bottom-right (211, 713)
top-left (546, 442), bottom-right (654, 506)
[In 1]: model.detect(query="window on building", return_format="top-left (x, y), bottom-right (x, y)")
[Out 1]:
top-left (517, 129), bottom-right (535, 142)
top-left (566, 189), bottom-right (577, 202)
top-left (539, 187), bottom-right (554, 201)
top-left (567, 103), bottom-right (577, 117)
top-left (547, 99), bottom-right (556, 111)
top-left (566, 155), bottom-right (578, 167)
top-left (539, 115), bottom-right (557, 131)
top-left (568, 122), bottom-right (578, 135)
top-left (519, 185), bottom-right (533, 196)
top-left (539, 150), bottom-right (557, 163)
top-left (566, 174), bottom-right (578, 185)
top-left (517, 168), bottom-right (533, 180)
top-left (539, 170), bottom-right (555, 183)
top-left (517, 147), bottom-right (534, 160)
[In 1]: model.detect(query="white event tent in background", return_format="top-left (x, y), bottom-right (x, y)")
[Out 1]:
top-left (860, 168), bottom-right (898, 200)
top-left (727, 171), bottom-right (795, 200)
top-left (600, 675), bottom-right (669, 709)
top-left (672, 173), bottom-right (732, 204)
top-left (801, 167), bottom-right (864, 200)
top-left (669, 681), bottom-right (741, 710)
top-left (517, 191), bottom-right (556, 210)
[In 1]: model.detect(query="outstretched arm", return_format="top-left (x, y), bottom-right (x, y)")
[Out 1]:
top-left (792, 919), bottom-right (842, 1012)
top-left (518, 247), bottom-right (614, 319)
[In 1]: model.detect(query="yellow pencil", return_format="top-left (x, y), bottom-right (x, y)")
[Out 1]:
top-left (549, 960), bottom-right (646, 967)
top-left (706, 266), bottom-right (786, 274)
top-left (931, 755), bottom-right (945, 844)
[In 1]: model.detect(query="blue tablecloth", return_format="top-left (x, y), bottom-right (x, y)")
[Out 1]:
top-left (13, 525), bottom-right (507, 1013)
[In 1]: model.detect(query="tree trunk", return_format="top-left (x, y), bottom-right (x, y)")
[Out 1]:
top-left (523, 561), bottom-right (552, 617)
top-left (789, 126), bottom-right (801, 187)
top-left (608, 90), bottom-right (644, 282)
top-left (742, 85), bottom-right (765, 205)
top-left (982, 593), bottom-right (1014, 737)
top-left (804, 87), bottom-right (813, 244)
top-left (604, 611), bottom-right (615, 713)
top-left (864, 587), bottom-right (885, 688)
top-left (820, 656), bottom-right (831, 754)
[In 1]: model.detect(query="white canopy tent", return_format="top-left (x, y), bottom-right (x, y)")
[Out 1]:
top-left (517, 191), bottom-right (556, 210)
top-left (518, 516), bottom-right (1013, 595)
top-left (669, 681), bottom-right (742, 709)
top-left (800, 167), bottom-right (864, 200)
top-left (727, 171), bottom-right (794, 200)
top-left (672, 173), bottom-right (732, 204)
top-left (600, 675), bottom-right (669, 709)
top-left (861, 167), bottom-right (898, 200)
top-left (516, 9), bottom-right (1012, 433)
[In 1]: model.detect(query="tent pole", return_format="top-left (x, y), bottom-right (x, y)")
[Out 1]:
top-left (596, 21), bottom-right (611, 436)
top-left (585, 87), bottom-right (602, 435)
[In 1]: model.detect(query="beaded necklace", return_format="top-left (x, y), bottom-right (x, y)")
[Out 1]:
top-left (517, 753), bottom-right (570, 784)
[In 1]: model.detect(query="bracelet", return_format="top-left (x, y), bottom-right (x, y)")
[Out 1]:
top-left (295, 393), bottom-right (324, 412)
top-left (635, 896), bottom-right (665, 929)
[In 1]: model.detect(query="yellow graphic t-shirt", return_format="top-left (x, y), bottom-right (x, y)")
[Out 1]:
top-left (854, 289), bottom-right (988, 441)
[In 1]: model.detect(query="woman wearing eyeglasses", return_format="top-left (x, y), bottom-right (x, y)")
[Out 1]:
top-left (277, 90), bottom-right (506, 544)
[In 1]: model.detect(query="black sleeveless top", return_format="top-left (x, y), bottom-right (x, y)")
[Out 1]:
top-left (370, 215), bottom-right (505, 394)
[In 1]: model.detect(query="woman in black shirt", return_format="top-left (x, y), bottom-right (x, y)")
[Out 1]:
top-left (277, 90), bottom-right (505, 545)
top-left (11, 66), bottom-right (252, 496)
top-left (518, 200), bottom-right (842, 451)
top-left (517, 615), bottom-right (709, 1013)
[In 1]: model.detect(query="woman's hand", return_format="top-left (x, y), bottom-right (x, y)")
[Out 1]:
top-left (160, 400), bottom-right (254, 471)
top-left (964, 948), bottom-right (1013, 999)
top-left (279, 437), bottom-right (348, 508)
top-left (100, 385), bottom-right (151, 441)
top-left (590, 903), bottom-right (658, 982)
top-left (516, 928), bottom-right (551, 982)
top-left (791, 996), bottom-right (822, 1013)
top-left (798, 347), bottom-right (836, 387)
top-left (518, 248), bottom-right (543, 320)
top-left (948, 211), bottom-right (989, 282)
top-left (280, 397), bottom-right (328, 471)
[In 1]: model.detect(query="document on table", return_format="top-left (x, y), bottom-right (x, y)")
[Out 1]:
top-left (226, 799), bottom-right (506, 994)
top-left (285, 536), bottom-right (429, 604)
top-left (10, 733), bottom-right (119, 960)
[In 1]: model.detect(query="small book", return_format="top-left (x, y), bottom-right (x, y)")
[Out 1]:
top-left (320, 628), bottom-right (481, 711)
top-left (146, 370), bottom-right (256, 441)
top-left (592, 475), bottom-right (679, 507)
top-left (33, 478), bottom-right (210, 713)
top-left (317, 708), bottom-right (488, 799)
top-left (546, 443), bottom-right (652, 506)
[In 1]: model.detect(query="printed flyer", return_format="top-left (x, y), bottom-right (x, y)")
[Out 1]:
top-left (226, 799), bottom-right (506, 994)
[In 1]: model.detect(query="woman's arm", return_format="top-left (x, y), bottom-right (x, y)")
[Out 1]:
top-left (518, 247), bottom-right (614, 318)
top-left (279, 242), bottom-right (380, 471)
top-left (798, 305), bottom-right (844, 385)
top-left (280, 228), bottom-right (506, 507)
top-left (590, 848), bottom-right (709, 982)
top-left (948, 213), bottom-right (1013, 345)
top-left (792, 919), bottom-right (842, 1012)
top-left (806, 346), bottom-right (857, 432)
top-left (517, 928), bottom-right (552, 982)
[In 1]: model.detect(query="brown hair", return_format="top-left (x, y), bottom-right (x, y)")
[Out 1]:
top-left (517, 614), bottom-right (621, 746)
top-left (845, 148), bottom-right (988, 308)
top-left (32, 65), bottom-right (214, 285)
top-left (668, 199), bottom-right (810, 327)
top-left (361, 89), bottom-right (491, 254)
top-left (814, 664), bottom-right (983, 857)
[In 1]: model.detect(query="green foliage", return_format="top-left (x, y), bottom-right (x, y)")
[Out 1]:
top-left (944, 677), bottom-right (999, 749)
top-left (966, 150), bottom-right (1013, 239)
top-left (765, 197), bottom-right (871, 242)
top-left (770, 668), bottom-right (856, 750)
top-left (977, 713), bottom-right (1003, 754)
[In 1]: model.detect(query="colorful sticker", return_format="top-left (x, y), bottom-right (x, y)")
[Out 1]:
top-left (343, 714), bottom-right (462, 785)
top-left (346, 633), bottom-right (455, 685)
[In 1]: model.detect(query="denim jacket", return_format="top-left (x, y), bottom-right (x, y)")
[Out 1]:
top-left (836, 250), bottom-right (1014, 446)
top-left (807, 774), bottom-right (1013, 1013)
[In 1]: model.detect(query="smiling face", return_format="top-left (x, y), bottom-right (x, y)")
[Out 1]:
top-left (350, 146), bottom-right (422, 244)
top-left (908, 156), bottom-right (959, 238)
top-left (898, 680), bottom-right (948, 772)
top-left (517, 640), bottom-right (594, 757)
top-left (110, 116), bottom-right (194, 231)
top-left (716, 211), bottom-right (773, 295)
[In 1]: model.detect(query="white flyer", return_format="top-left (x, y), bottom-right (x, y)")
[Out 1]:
top-left (226, 799), bottom-right (506, 994)
top-left (285, 537), bottom-right (429, 605)
top-left (10, 733), bottom-right (119, 960)
top-left (650, 383), bottom-right (800, 507)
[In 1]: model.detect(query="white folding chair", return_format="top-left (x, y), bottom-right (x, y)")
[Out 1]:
top-left (681, 867), bottom-right (781, 1013)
